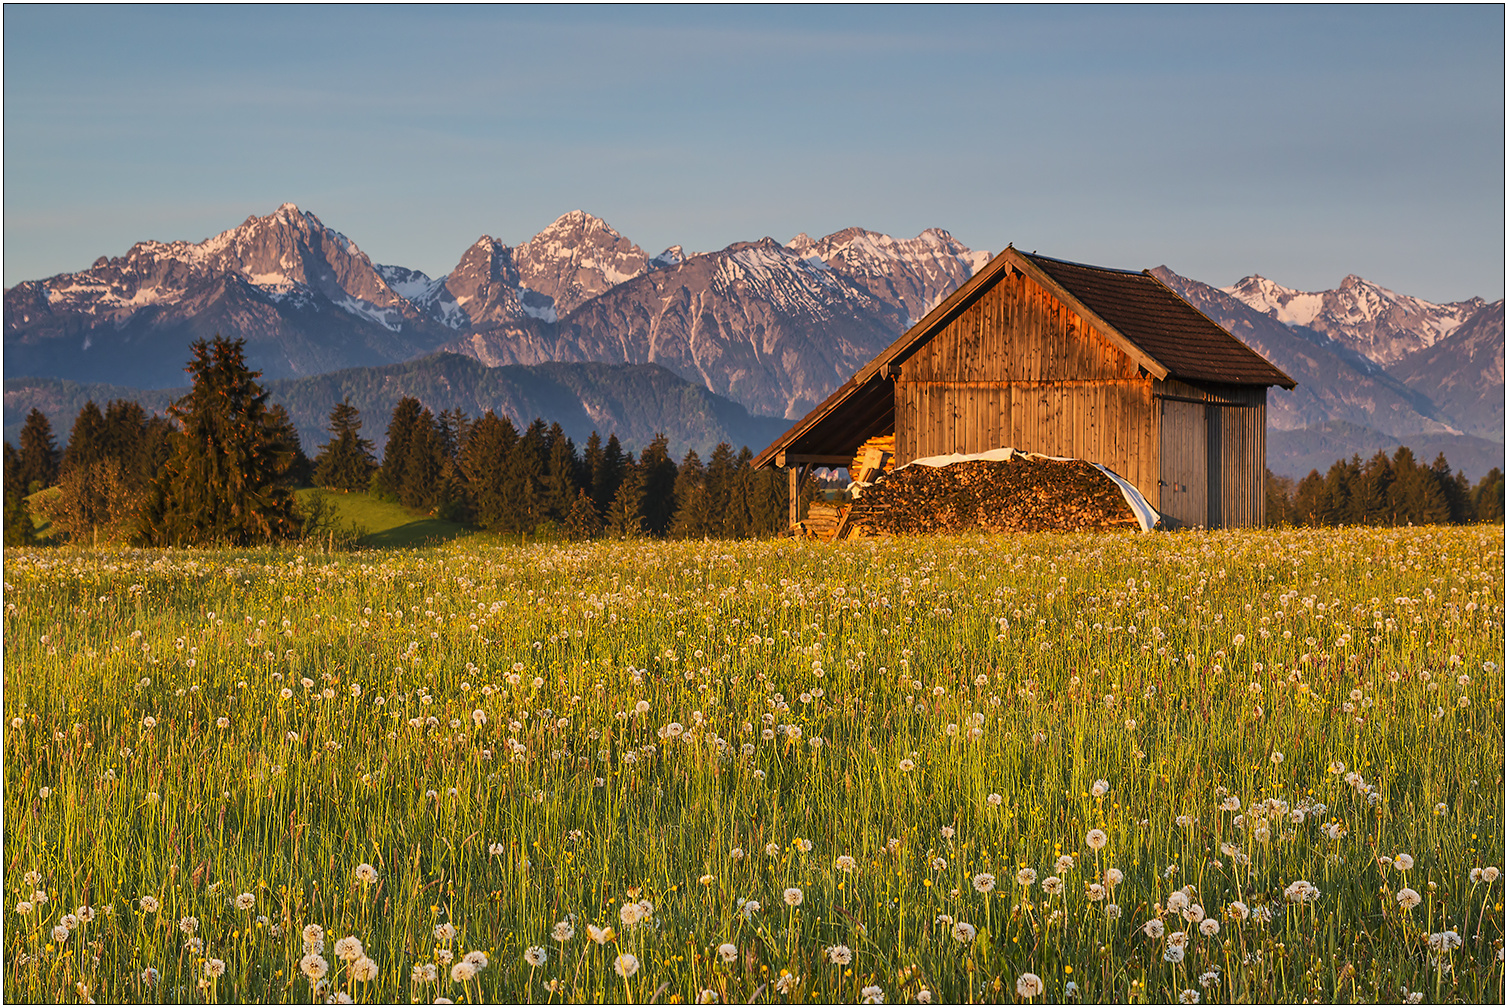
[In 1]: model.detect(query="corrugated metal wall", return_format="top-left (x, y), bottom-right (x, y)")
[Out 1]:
top-left (893, 268), bottom-right (1161, 500)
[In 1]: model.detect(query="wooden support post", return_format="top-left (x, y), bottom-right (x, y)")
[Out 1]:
top-left (788, 465), bottom-right (799, 527)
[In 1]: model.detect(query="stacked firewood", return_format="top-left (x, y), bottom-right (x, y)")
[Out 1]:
top-left (849, 435), bottom-right (895, 483)
top-left (845, 455), bottom-right (1139, 536)
top-left (797, 502), bottom-right (848, 540)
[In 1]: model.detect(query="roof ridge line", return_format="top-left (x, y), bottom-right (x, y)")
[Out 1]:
top-left (1022, 250), bottom-right (1145, 276)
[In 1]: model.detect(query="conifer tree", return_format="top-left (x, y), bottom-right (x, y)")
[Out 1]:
top-left (3, 442), bottom-right (38, 546)
top-left (268, 404), bottom-right (312, 486)
top-left (1291, 470), bottom-right (1325, 526)
top-left (437, 409), bottom-right (471, 461)
top-left (704, 442), bottom-right (736, 526)
top-left (400, 409), bottom-right (445, 511)
top-left (583, 432), bottom-right (604, 504)
top-left (1430, 453), bottom-right (1471, 524)
top-left (605, 457), bottom-right (647, 539)
top-left (544, 423), bottom-right (581, 521)
top-left (62, 400), bottom-right (109, 476)
top-left (1263, 468), bottom-right (1293, 526)
top-left (505, 420), bottom-right (550, 534)
top-left (564, 489), bottom-right (604, 540)
top-left (1353, 451), bottom-right (1394, 524)
top-left (670, 449), bottom-right (710, 538)
top-left (15, 408), bottom-right (60, 493)
top-left (102, 400), bottom-right (150, 486)
top-left (721, 447), bottom-right (757, 538)
top-left (638, 434), bottom-right (679, 536)
top-left (592, 434), bottom-right (626, 514)
top-left (1472, 468), bottom-right (1504, 523)
top-left (1317, 456), bottom-right (1360, 525)
top-left (376, 397), bottom-right (424, 500)
top-left (312, 398), bottom-right (378, 491)
top-left (140, 336), bottom-right (300, 546)
top-left (459, 411), bottom-right (517, 530)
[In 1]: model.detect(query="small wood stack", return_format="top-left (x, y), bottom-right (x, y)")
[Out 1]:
top-left (849, 434), bottom-right (895, 483)
top-left (844, 454), bottom-right (1140, 536)
top-left (795, 501), bottom-right (849, 541)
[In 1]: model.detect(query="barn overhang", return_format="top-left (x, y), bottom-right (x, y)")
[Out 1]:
top-left (754, 371), bottom-right (895, 471)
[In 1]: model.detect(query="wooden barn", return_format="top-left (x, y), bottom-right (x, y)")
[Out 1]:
top-left (754, 246), bottom-right (1295, 530)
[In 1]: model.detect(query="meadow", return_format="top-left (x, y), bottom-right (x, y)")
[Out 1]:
top-left (2, 525), bottom-right (1503, 1004)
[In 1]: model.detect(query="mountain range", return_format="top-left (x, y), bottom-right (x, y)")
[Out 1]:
top-left (4, 203), bottom-right (1502, 478)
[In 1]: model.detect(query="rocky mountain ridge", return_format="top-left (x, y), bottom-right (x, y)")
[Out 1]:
top-left (1222, 272), bottom-right (1487, 364)
top-left (5, 203), bottom-right (1500, 476)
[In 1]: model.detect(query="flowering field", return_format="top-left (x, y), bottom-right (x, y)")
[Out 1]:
top-left (3, 525), bottom-right (1503, 1004)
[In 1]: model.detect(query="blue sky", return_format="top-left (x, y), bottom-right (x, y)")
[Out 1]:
top-left (4, 5), bottom-right (1503, 301)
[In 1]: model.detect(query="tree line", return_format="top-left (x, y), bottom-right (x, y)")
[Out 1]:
top-left (3, 336), bottom-right (800, 547)
top-left (1265, 450), bottom-right (1503, 528)
top-left (6, 336), bottom-right (1502, 547)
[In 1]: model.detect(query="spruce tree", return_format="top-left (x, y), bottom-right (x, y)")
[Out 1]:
top-left (62, 400), bottom-right (108, 476)
top-left (704, 443), bottom-right (736, 527)
top-left (3, 443), bottom-right (37, 546)
top-left (1291, 470), bottom-right (1325, 526)
top-left (1317, 456), bottom-right (1360, 525)
top-left (1263, 468), bottom-right (1293, 527)
top-left (400, 409), bottom-right (445, 511)
top-left (670, 449), bottom-right (710, 538)
top-left (312, 398), bottom-right (378, 491)
top-left (1472, 468), bottom-right (1504, 523)
top-left (437, 409), bottom-right (471, 461)
top-left (268, 404), bottom-right (312, 486)
top-left (638, 434), bottom-right (679, 536)
top-left (564, 489), bottom-right (604, 540)
top-left (593, 434), bottom-right (626, 514)
top-left (376, 398), bottom-right (424, 500)
top-left (1430, 453), bottom-right (1470, 524)
top-left (544, 423), bottom-right (581, 521)
top-left (1353, 451), bottom-right (1394, 524)
top-left (583, 433), bottom-right (604, 495)
top-left (460, 411), bottom-right (517, 531)
top-left (605, 457), bottom-right (647, 539)
top-left (102, 400), bottom-right (149, 486)
top-left (16, 408), bottom-right (60, 493)
top-left (140, 336), bottom-right (300, 546)
top-left (505, 420), bottom-right (550, 534)
top-left (722, 447), bottom-right (757, 538)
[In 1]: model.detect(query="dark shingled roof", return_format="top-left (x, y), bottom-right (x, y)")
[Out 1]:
top-left (1021, 252), bottom-right (1295, 388)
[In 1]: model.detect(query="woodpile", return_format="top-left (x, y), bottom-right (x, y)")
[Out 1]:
top-left (844, 455), bottom-right (1140, 536)
top-left (849, 434), bottom-right (895, 483)
top-left (795, 501), bottom-right (847, 540)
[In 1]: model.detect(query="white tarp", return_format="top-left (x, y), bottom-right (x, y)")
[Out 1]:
top-left (892, 447), bottom-right (1159, 533)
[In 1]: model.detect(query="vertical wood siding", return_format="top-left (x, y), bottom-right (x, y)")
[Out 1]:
top-left (894, 269), bottom-right (1160, 500)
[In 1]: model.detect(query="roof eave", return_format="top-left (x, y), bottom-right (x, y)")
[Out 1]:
top-left (1140, 268), bottom-right (1298, 390)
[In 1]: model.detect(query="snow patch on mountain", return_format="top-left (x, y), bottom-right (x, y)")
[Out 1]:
top-left (335, 296), bottom-right (402, 332)
top-left (1222, 273), bottom-right (1487, 364)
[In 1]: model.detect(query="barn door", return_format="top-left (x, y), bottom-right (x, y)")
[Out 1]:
top-left (1158, 399), bottom-right (1207, 528)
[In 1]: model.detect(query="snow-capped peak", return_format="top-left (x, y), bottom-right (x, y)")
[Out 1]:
top-left (1222, 272), bottom-right (1487, 364)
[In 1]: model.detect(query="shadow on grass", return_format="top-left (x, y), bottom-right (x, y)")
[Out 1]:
top-left (358, 519), bottom-right (471, 549)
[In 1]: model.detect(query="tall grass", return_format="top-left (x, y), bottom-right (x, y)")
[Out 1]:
top-left (3, 525), bottom-right (1502, 1004)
